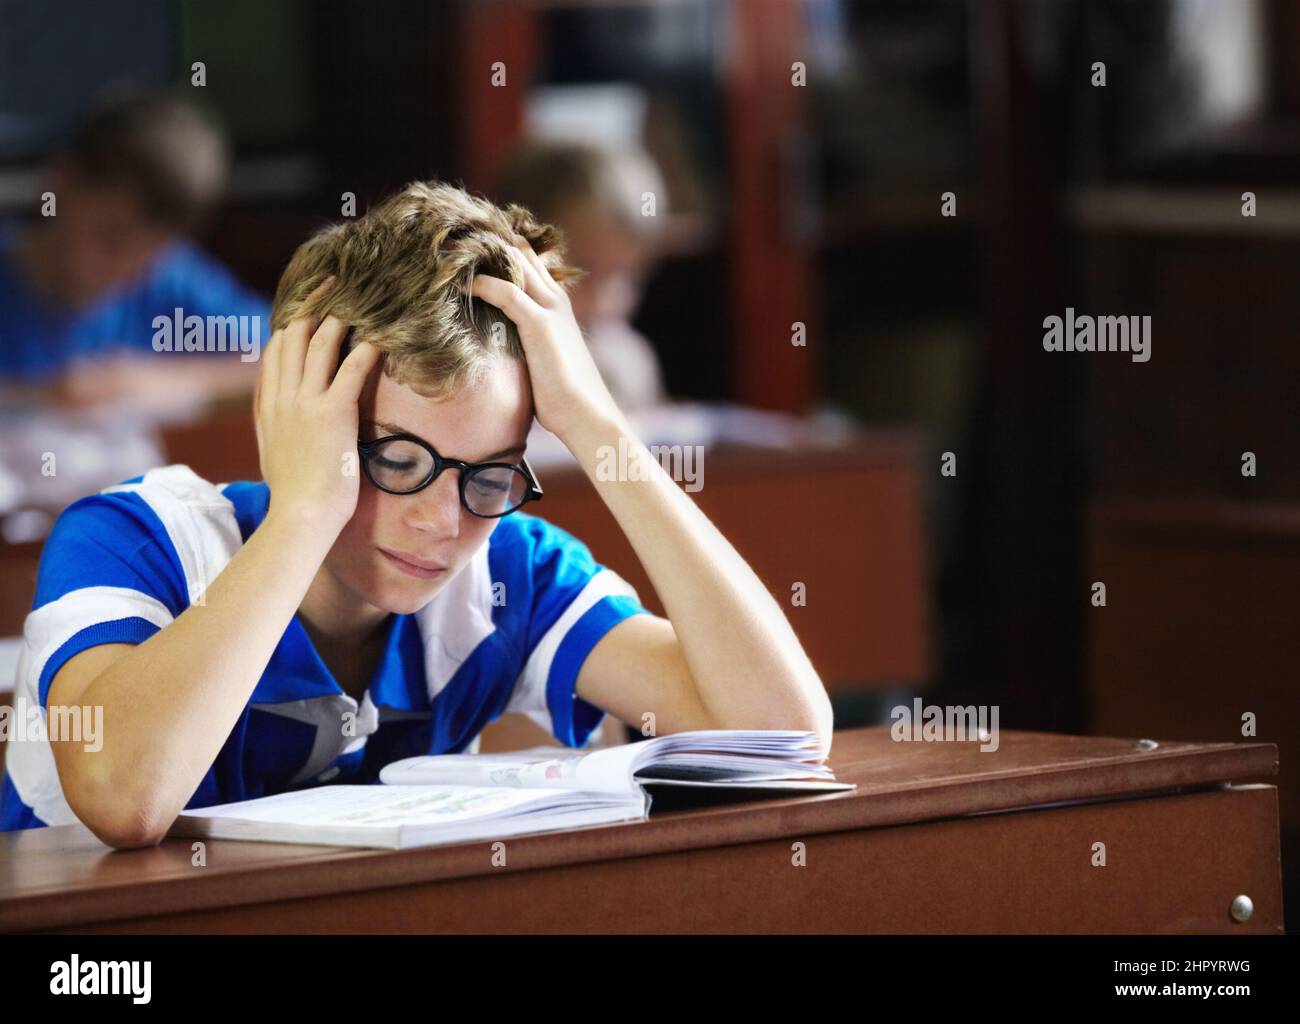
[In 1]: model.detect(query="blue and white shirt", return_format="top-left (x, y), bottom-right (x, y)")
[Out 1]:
top-left (1, 465), bottom-right (647, 831)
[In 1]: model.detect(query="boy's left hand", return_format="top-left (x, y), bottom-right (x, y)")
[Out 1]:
top-left (470, 237), bottom-right (625, 446)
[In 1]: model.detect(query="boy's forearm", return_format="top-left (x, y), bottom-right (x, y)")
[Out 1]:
top-left (65, 507), bottom-right (335, 841)
top-left (564, 414), bottom-right (833, 743)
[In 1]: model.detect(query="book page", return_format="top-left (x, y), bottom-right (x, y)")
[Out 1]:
top-left (377, 730), bottom-right (838, 795)
top-left (179, 783), bottom-right (561, 828)
top-left (379, 741), bottom-right (652, 794)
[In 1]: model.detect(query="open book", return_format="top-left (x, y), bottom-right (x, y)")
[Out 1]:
top-left (168, 730), bottom-right (853, 850)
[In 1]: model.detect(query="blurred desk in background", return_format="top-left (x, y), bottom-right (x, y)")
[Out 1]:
top-left (535, 434), bottom-right (931, 695)
top-left (0, 544), bottom-right (40, 641)
top-left (157, 401), bottom-right (262, 486)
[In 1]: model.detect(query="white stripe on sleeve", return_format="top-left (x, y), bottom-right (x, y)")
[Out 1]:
top-left (506, 568), bottom-right (639, 717)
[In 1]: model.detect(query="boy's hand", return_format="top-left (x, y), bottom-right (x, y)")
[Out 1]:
top-left (254, 280), bottom-right (382, 533)
top-left (470, 237), bottom-right (626, 446)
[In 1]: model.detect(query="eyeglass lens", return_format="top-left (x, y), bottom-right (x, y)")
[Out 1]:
top-left (365, 437), bottom-right (529, 515)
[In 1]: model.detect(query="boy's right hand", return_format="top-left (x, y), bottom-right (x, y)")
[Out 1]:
top-left (254, 281), bottom-right (383, 534)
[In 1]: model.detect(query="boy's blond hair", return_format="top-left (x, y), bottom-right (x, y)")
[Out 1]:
top-left (271, 180), bottom-right (580, 398)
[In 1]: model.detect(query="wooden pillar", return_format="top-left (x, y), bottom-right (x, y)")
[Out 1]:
top-left (968, 0), bottom-right (1084, 730)
top-left (726, 0), bottom-right (815, 411)
top-left (459, 0), bottom-right (542, 192)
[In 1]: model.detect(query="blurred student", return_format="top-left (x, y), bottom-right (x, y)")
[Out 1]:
top-left (497, 141), bottom-right (668, 412)
top-left (0, 90), bottom-right (268, 412)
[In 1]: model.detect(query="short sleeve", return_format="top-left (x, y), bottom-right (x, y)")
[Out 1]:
top-left (493, 514), bottom-right (649, 747)
top-left (20, 485), bottom-right (192, 710)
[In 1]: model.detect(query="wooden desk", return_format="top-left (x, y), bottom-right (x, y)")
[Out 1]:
top-left (0, 727), bottom-right (1282, 934)
top-left (1088, 499), bottom-right (1300, 931)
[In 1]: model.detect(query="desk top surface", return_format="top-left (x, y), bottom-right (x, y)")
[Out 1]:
top-left (0, 726), bottom-right (1277, 931)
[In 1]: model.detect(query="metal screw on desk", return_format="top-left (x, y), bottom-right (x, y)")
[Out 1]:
top-left (1134, 739), bottom-right (1159, 751)
top-left (1230, 895), bottom-right (1254, 923)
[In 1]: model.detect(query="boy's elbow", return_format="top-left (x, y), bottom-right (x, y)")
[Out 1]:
top-left (62, 760), bottom-right (171, 850)
top-left (85, 790), bottom-right (173, 849)
top-left (773, 686), bottom-right (835, 758)
top-left (92, 810), bottom-right (170, 851)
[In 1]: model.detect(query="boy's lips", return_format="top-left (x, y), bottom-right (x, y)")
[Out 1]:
top-left (378, 547), bottom-right (448, 579)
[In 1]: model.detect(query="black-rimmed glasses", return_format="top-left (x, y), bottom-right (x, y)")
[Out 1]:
top-left (357, 434), bottom-right (543, 518)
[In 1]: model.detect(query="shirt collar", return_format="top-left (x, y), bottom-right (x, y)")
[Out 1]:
top-left (229, 481), bottom-right (429, 712)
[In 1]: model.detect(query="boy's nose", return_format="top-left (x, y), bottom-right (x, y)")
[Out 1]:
top-left (402, 469), bottom-right (464, 539)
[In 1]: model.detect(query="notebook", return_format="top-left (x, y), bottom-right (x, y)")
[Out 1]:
top-left (167, 730), bottom-right (853, 850)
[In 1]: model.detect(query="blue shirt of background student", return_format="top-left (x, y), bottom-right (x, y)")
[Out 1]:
top-left (0, 221), bottom-right (270, 382)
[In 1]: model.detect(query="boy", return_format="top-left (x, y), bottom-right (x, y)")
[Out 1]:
top-left (1, 181), bottom-right (832, 848)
